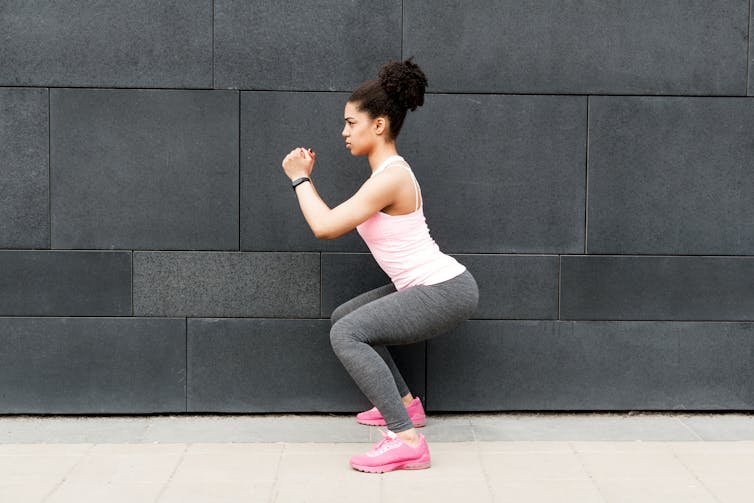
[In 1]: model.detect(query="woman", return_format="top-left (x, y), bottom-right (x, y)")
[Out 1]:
top-left (281, 59), bottom-right (478, 473)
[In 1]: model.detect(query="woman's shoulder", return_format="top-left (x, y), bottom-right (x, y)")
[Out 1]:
top-left (372, 157), bottom-right (413, 177)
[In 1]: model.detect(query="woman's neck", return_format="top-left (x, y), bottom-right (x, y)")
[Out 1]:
top-left (367, 142), bottom-right (399, 173)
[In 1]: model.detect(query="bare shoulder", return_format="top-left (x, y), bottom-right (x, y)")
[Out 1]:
top-left (364, 164), bottom-right (409, 189)
top-left (374, 163), bottom-right (414, 183)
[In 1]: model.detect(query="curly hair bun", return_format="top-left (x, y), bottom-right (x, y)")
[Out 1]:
top-left (378, 58), bottom-right (428, 112)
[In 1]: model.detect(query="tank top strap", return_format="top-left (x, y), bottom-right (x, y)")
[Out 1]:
top-left (372, 162), bottom-right (421, 212)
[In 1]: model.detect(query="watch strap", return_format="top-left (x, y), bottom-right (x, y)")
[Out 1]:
top-left (291, 176), bottom-right (311, 191)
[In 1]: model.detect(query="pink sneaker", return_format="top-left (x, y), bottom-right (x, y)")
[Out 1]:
top-left (350, 429), bottom-right (431, 473)
top-left (356, 397), bottom-right (426, 428)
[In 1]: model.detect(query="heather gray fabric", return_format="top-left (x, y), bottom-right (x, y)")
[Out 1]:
top-left (331, 282), bottom-right (411, 398)
top-left (330, 270), bottom-right (478, 432)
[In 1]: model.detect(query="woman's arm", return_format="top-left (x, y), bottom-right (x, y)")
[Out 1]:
top-left (282, 147), bottom-right (400, 240)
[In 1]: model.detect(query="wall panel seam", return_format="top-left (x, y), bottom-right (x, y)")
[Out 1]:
top-left (558, 254), bottom-right (754, 259)
top-left (238, 90), bottom-right (241, 251)
top-left (185, 317), bottom-right (189, 412)
top-left (131, 251), bottom-right (134, 316)
top-left (319, 252), bottom-right (324, 318)
top-left (744, 0), bottom-right (754, 96)
top-left (584, 95), bottom-right (590, 254)
top-left (1, 316), bottom-right (752, 325)
top-left (187, 90), bottom-right (754, 97)
top-left (424, 341), bottom-right (429, 410)
top-left (558, 255), bottom-right (562, 320)
top-left (401, 0), bottom-right (404, 60)
top-left (558, 318), bottom-right (754, 323)
top-left (8, 87), bottom-right (754, 98)
top-left (212, 0), bottom-right (216, 89)
top-left (48, 88), bottom-right (52, 249)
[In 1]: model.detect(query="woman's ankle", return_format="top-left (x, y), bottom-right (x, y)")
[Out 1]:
top-left (401, 393), bottom-right (414, 406)
top-left (396, 428), bottom-right (420, 446)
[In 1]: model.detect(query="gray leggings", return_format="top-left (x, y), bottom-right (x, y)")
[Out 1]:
top-left (330, 269), bottom-right (479, 433)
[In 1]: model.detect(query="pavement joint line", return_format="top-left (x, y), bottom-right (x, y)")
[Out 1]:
top-left (268, 441), bottom-right (287, 503)
top-left (153, 443), bottom-right (189, 503)
top-left (569, 440), bottom-right (608, 503)
top-left (676, 415), bottom-right (705, 441)
top-left (40, 443), bottom-right (96, 503)
top-left (476, 433), bottom-right (497, 502)
top-left (378, 467), bottom-right (386, 502)
top-left (469, 416), bottom-right (478, 442)
top-left (668, 444), bottom-right (723, 503)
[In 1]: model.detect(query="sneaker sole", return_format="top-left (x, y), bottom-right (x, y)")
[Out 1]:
top-left (356, 418), bottom-right (426, 428)
top-left (351, 460), bottom-right (431, 473)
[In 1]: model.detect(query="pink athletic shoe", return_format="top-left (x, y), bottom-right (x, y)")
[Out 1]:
top-left (350, 429), bottom-right (431, 473)
top-left (356, 397), bottom-right (426, 428)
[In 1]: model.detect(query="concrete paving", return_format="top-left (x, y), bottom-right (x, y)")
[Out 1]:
top-left (2, 412), bottom-right (754, 502)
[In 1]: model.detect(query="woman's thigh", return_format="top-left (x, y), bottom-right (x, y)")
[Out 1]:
top-left (330, 283), bottom-right (397, 325)
top-left (335, 274), bottom-right (477, 347)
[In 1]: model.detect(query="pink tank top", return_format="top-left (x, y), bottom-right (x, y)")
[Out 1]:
top-left (356, 156), bottom-right (466, 291)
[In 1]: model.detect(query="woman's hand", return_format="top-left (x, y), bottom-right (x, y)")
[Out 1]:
top-left (282, 147), bottom-right (316, 181)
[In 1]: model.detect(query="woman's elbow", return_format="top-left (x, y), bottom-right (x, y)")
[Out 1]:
top-left (314, 230), bottom-right (335, 240)
top-left (312, 225), bottom-right (345, 240)
top-left (311, 225), bottom-right (333, 240)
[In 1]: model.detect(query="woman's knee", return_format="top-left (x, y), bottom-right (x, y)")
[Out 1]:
top-left (330, 303), bottom-right (347, 327)
top-left (329, 318), bottom-right (353, 354)
top-left (330, 317), bottom-right (370, 356)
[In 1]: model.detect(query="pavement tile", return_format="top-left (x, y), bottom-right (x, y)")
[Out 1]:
top-left (409, 448), bottom-right (486, 481)
top-left (0, 442), bottom-right (92, 458)
top-left (158, 443), bottom-right (282, 502)
top-left (172, 443), bottom-right (282, 483)
top-left (489, 479), bottom-right (604, 503)
top-left (47, 482), bottom-right (165, 503)
top-left (274, 444), bottom-right (381, 502)
top-left (669, 440), bottom-right (754, 454)
top-left (0, 443), bottom-right (91, 483)
top-left (576, 446), bottom-right (699, 482)
top-left (592, 479), bottom-right (717, 503)
top-left (471, 414), bottom-right (697, 441)
top-left (678, 414), bottom-right (754, 441)
top-left (0, 482), bottom-right (58, 502)
top-left (272, 480), bottom-right (381, 503)
top-left (185, 442), bottom-right (284, 455)
top-left (0, 417), bottom-right (151, 443)
top-left (699, 480), bottom-right (754, 503)
top-left (481, 450), bottom-right (590, 481)
top-left (570, 441), bottom-right (679, 452)
top-left (382, 475), bottom-right (493, 503)
top-left (160, 480), bottom-right (274, 503)
top-left (670, 442), bottom-right (754, 481)
top-left (477, 441), bottom-right (573, 452)
top-left (142, 415), bottom-right (371, 443)
top-left (421, 415), bottom-right (475, 442)
top-left (277, 443), bottom-right (373, 483)
top-left (60, 443), bottom-right (185, 484)
top-left (423, 440), bottom-right (478, 452)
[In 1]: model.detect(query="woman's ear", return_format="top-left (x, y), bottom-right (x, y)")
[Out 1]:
top-left (373, 117), bottom-right (387, 136)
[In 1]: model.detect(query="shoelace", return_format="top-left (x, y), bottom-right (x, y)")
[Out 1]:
top-left (367, 429), bottom-right (403, 457)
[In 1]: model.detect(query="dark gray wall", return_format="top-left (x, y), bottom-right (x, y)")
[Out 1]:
top-left (1, 1), bottom-right (753, 414)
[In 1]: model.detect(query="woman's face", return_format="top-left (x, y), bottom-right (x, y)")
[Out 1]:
top-left (342, 101), bottom-right (381, 156)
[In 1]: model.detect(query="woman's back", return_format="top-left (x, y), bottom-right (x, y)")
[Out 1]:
top-left (357, 156), bottom-right (466, 290)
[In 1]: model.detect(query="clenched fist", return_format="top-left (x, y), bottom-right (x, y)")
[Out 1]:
top-left (282, 147), bottom-right (316, 181)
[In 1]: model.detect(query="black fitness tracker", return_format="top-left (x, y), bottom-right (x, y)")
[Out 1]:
top-left (291, 177), bottom-right (311, 191)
